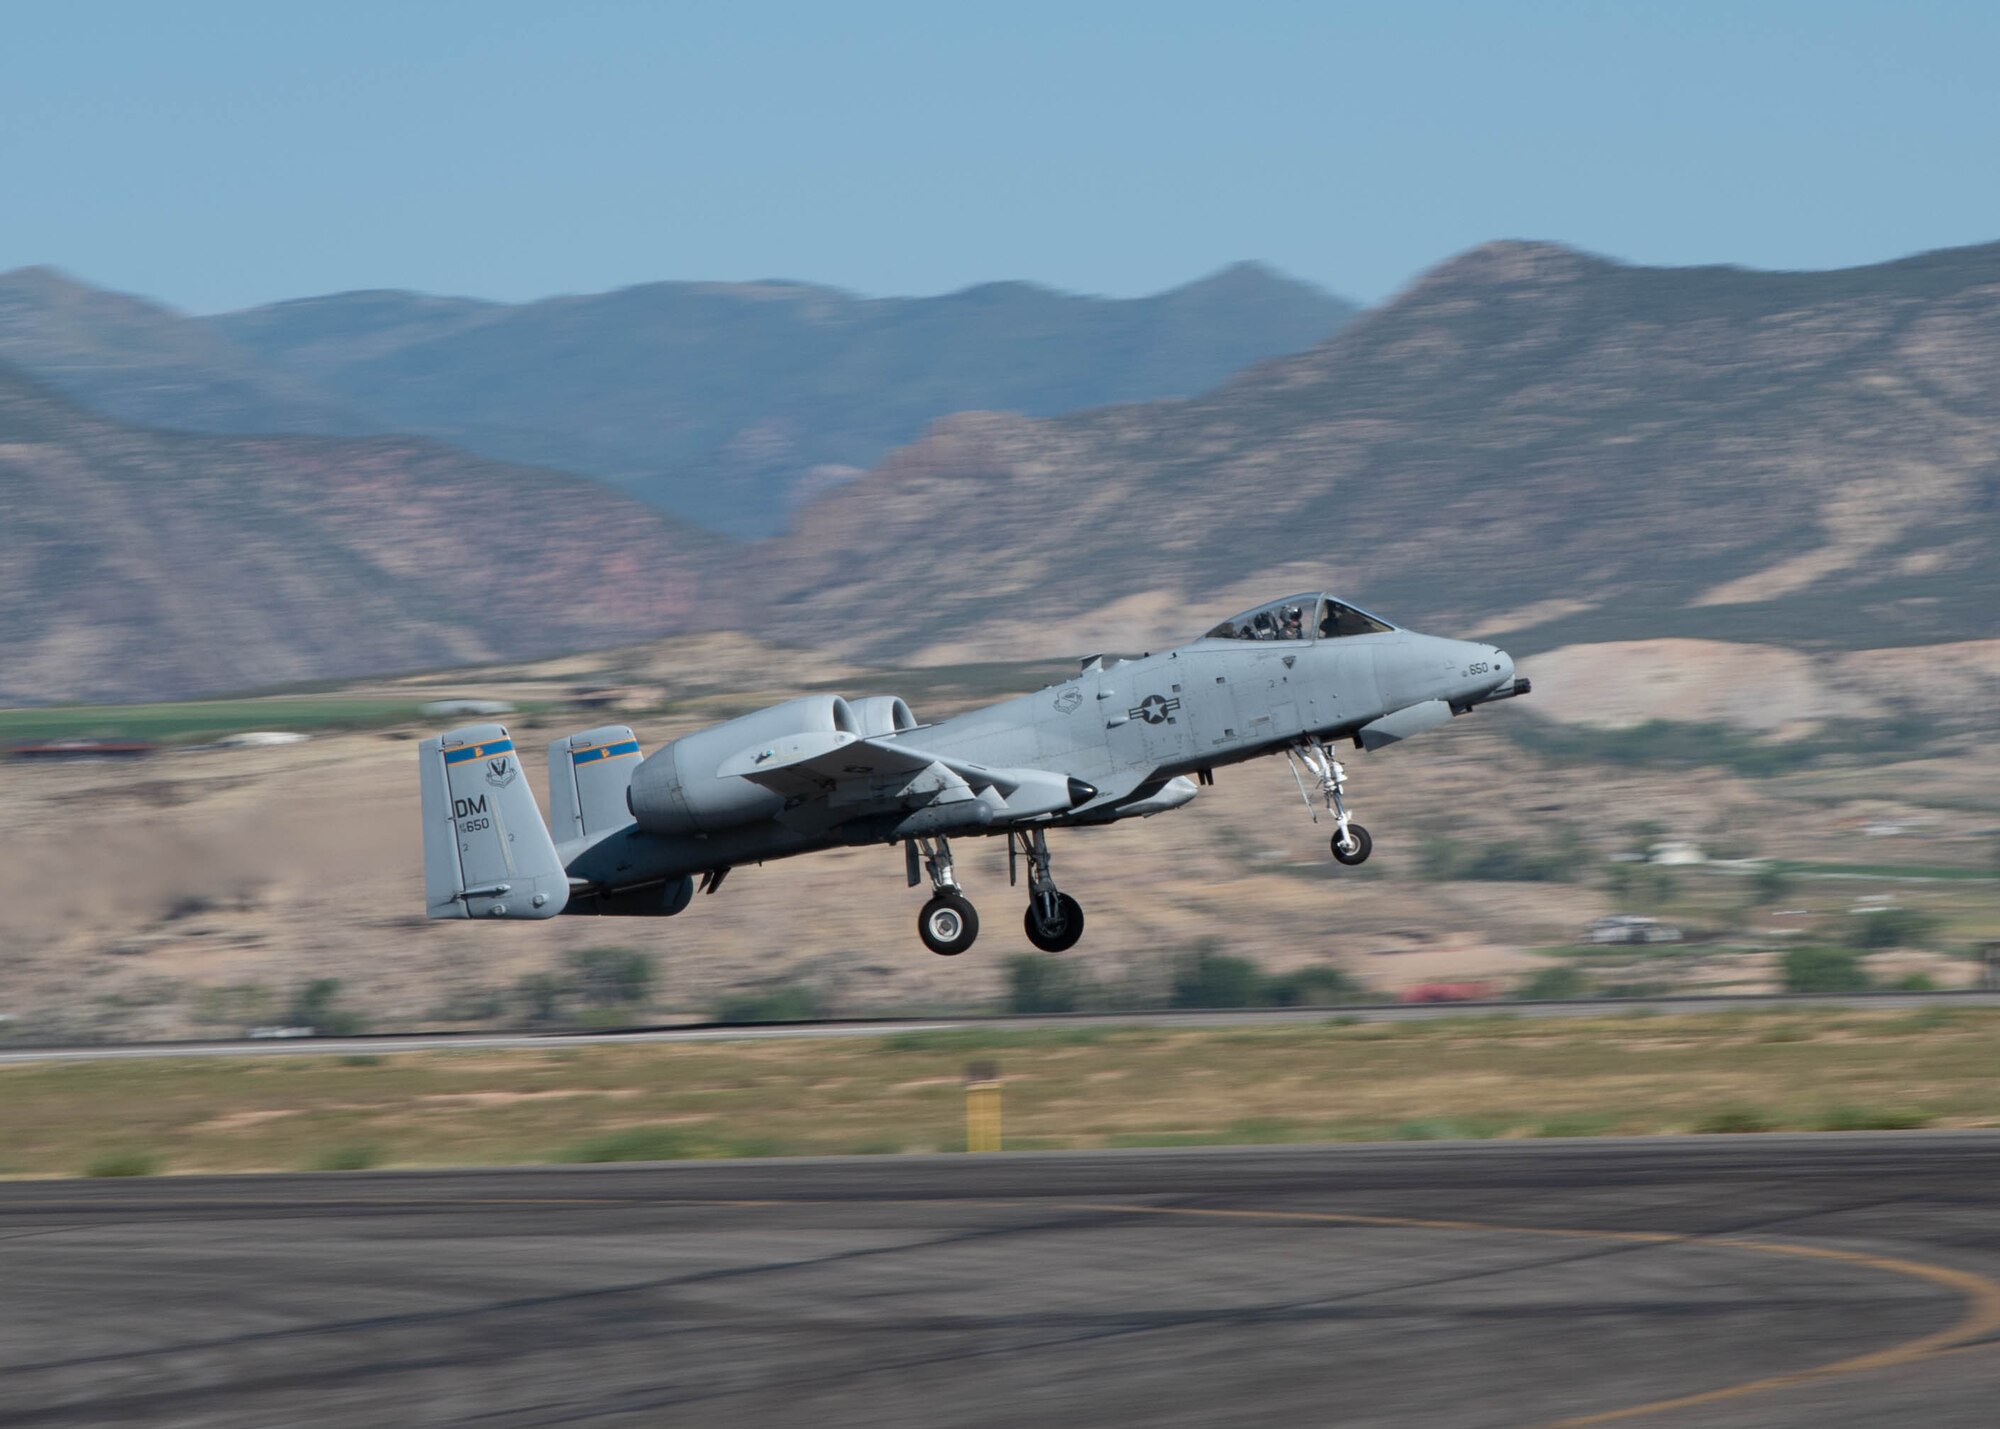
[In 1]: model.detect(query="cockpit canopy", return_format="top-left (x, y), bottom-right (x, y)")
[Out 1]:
top-left (1205, 593), bottom-right (1396, 643)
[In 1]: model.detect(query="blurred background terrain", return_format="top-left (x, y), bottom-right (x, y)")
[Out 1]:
top-left (3, 4), bottom-right (1998, 1046)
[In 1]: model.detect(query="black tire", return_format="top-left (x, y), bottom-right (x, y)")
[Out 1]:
top-left (1331, 823), bottom-right (1373, 866)
top-left (919, 893), bottom-right (979, 956)
top-left (1023, 892), bottom-right (1085, 953)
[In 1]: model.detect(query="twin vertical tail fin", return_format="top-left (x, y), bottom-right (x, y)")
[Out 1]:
top-left (546, 724), bottom-right (642, 845)
top-left (419, 723), bottom-right (569, 919)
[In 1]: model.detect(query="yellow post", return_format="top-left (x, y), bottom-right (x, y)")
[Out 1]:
top-left (964, 1060), bottom-right (1002, 1152)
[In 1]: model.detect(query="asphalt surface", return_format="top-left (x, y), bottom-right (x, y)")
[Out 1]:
top-left (8, 990), bottom-right (2000, 1065)
top-left (5, 1135), bottom-right (2000, 1427)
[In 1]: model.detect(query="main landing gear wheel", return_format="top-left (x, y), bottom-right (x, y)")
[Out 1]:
top-left (919, 892), bottom-right (979, 956)
top-left (1331, 824), bottom-right (1373, 866)
top-left (1024, 892), bottom-right (1085, 953)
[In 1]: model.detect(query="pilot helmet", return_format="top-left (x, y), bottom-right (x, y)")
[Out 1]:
top-left (1281, 604), bottom-right (1302, 623)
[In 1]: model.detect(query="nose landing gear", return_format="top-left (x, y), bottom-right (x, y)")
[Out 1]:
top-left (1011, 828), bottom-right (1085, 952)
top-left (1289, 734), bottom-right (1372, 867)
top-left (909, 835), bottom-right (978, 955)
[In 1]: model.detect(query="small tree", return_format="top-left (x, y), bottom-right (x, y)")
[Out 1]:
top-left (565, 947), bottom-right (656, 1008)
top-left (1752, 864), bottom-right (1795, 905)
top-left (284, 978), bottom-right (364, 1036)
top-left (1004, 953), bottom-right (1086, 1014)
top-left (713, 986), bottom-right (824, 1023)
top-left (1170, 944), bottom-right (1265, 1009)
top-left (1516, 966), bottom-right (1588, 1001)
top-left (1839, 908), bottom-right (1941, 950)
top-left (1261, 965), bottom-right (1364, 1007)
top-left (1782, 946), bottom-right (1871, 994)
top-left (514, 972), bottom-right (568, 1027)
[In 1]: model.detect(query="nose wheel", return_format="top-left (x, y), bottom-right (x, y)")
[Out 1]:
top-left (909, 836), bottom-right (980, 955)
top-left (1331, 824), bottom-right (1372, 865)
top-left (1290, 735), bottom-right (1373, 867)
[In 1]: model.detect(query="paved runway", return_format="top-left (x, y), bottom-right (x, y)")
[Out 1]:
top-left (8, 991), bottom-right (2000, 1065)
top-left (4, 1135), bottom-right (2000, 1427)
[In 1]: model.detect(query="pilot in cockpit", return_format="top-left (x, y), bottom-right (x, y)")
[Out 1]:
top-left (1279, 604), bottom-right (1304, 640)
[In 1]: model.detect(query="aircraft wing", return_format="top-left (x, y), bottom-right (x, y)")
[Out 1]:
top-left (716, 732), bottom-right (1091, 818)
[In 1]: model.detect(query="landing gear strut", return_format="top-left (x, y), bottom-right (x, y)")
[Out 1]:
top-left (908, 836), bottom-right (978, 955)
top-left (1288, 734), bottom-right (1372, 866)
top-left (1011, 828), bottom-right (1085, 952)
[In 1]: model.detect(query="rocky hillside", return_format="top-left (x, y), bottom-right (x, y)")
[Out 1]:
top-left (201, 263), bottom-right (1356, 535)
top-left (763, 240), bottom-right (2000, 661)
top-left (0, 364), bottom-right (707, 703)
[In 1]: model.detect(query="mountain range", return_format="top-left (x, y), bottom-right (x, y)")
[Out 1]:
top-left (0, 263), bottom-right (1357, 537)
top-left (760, 239), bottom-right (2000, 664)
top-left (5, 239), bottom-right (2000, 705)
top-left (0, 363), bottom-right (705, 704)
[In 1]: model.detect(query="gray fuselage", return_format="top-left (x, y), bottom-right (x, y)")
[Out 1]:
top-left (563, 620), bottom-right (1515, 896)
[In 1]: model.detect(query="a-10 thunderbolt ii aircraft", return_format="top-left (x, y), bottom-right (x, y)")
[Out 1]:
top-left (420, 593), bottom-right (1529, 956)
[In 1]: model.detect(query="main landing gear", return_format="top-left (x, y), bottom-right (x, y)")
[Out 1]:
top-left (905, 830), bottom-right (1088, 956)
top-left (909, 836), bottom-right (979, 956)
top-left (1288, 734), bottom-right (1372, 867)
top-left (1011, 828), bottom-right (1084, 952)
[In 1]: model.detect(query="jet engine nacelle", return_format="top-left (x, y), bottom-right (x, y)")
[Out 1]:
top-left (849, 696), bottom-right (918, 737)
top-left (628, 695), bottom-right (860, 836)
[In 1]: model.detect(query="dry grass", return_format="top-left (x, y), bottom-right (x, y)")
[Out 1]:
top-left (5, 1008), bottom-right (2000, 1178)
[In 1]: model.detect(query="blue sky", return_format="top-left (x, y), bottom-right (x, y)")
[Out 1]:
top-left (3, 1), bottom-right (1997, 312)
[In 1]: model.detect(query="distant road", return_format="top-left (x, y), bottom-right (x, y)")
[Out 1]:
top-left (6, 1135), bottom-right (2000, 1426)
top-left (5, 989), bottom-right (1998, 1065)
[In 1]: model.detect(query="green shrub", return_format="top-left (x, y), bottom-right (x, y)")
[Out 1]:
top-left (310, 1144), bottom-right (383, 1171)
top-left (1534, 1113), bottom-right (1621, 1138)
top-left (1600, 982), bottom-right (1671, 999)
top-left (514, 971), bottom-right (569, 1027)
top-left (1261, 965), bottom-right (1364, 1007)
top-left (556, 1127), bottom-right (792, 1162)
top-left (1170, 946), bottom-right (1265, 1009)
top-left (1838, 908), bottom-right (1942, 950)
top-left (1782, 946), bottom-right (1871, 994)
top-left (1515, 966), bottom-right (1589, 1001)
top-left (1815, 1106), bottom-right (1931, 1132)
top-left (1005, 953), bottom-right (1086, 1014)
top-left (565, 947), bottom-right (656, 1007)
top-left (1391, 1117), bottom-right (1507, 1141)
top-left (1421, 837), bottom-right (1578, 883)
top-left (283, 978), bottom-right (364, 1036)
top-left (1752, 864), bottom-right (1796, 904)
top-left (85, 1150), bottom-right (159, 1177)
top-left (712, 986), bottom-right (824, 1023)
top-left (1694, 1107), bottom-right (1777, 1134)
top-left (1505, 717), bottom-right (1820, 779)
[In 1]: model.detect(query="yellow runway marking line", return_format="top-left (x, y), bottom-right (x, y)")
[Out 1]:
top-left (1050, 1201), bottom-right (2000, 1428)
